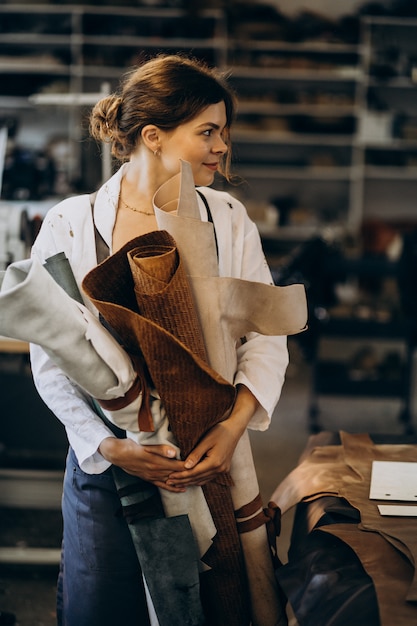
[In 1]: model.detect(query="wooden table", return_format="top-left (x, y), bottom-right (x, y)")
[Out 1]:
top-left (0, 337), bottom-right (29, 354)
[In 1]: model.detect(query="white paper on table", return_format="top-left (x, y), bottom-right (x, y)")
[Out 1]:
top-left (378, 504), bottom-right (417, 517)
top-left (369, 460), bottom-right (417, 501)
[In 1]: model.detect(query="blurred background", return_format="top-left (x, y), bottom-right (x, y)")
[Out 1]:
top-left (1, 1), bottom-right (417, 624)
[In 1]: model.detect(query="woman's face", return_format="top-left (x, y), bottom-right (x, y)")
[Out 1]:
top-left (159, 101), bottom-right (228, 187)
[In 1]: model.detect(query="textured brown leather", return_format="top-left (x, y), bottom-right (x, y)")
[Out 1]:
top-left (82, 230), bottom-right (250, 626)
top-left (82, 230), bottom-right (237, 458)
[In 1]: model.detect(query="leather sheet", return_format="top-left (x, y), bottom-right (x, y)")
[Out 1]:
top-left (271, 432), bottom-right (417, 625)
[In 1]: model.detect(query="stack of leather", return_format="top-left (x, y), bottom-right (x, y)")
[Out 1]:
top-left (270, 431), bottom-right (417, 625)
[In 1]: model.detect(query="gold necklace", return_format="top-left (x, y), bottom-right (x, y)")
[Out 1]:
top-left (120, 195), bottom-right (154, 216)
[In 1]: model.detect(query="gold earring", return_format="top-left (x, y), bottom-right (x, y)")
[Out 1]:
top-left (154, 148), bottom-right (160, 157)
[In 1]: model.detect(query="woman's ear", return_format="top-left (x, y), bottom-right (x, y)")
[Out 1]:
top-left (141, 125), bottom-right (161, 154)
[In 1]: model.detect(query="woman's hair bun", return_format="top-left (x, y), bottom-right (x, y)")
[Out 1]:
top-left (90, 94), bottom-right (122, 143)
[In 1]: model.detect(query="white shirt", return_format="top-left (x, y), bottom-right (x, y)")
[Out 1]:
top-left (30, 164), bottom-right (289, 473)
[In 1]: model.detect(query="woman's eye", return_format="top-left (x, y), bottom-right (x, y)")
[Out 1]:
top-left (203, 129), bottom-right (212, 136)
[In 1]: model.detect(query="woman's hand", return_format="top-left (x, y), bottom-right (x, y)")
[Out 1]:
top-left (166, 384), bottom-right (259, 488)
top-left (99, 437), bottom-right (186, 493)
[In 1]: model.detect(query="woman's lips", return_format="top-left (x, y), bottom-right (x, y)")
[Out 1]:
top-left (203, 162), bottom-right (218, 171)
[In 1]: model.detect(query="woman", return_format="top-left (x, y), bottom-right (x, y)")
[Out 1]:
top-left (30, 54), bottom-right (289, 626)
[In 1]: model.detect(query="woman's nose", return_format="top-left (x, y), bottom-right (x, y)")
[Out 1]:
top-left (213, 135), bottom-right (228, 154)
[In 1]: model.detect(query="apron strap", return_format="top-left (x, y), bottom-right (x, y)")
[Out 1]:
top-left (196, 189), bottom-right (219, 261)
top-left (90, 191), bottom-right (110, 264)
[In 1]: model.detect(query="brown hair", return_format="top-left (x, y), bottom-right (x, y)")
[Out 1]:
top-left (90, 54), bottom-right (237, 180)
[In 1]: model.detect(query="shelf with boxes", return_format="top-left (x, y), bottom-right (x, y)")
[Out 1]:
top-left (223, 35), bottom-right (364, 242)
top-left (299, 17), bottom-right (417, 435)
top-left (2, 5), bottom-right (417, 248)
top-left (224, 14), bottom-right (417, 245)
top-left (358, 16), bottom-right (417, 226)
top-left (0, 4), bottom-right (227, 96)
top-left (306, 253), bottom-right (415, 434)
top-left (0, 3), bottom-right (227, 207)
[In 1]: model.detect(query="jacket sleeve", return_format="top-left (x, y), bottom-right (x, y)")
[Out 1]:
top-left (30, 202), bottom-right (117, 474)
top-left (233, 209), bottom-right (289, 431)
top-left (30, 343), bottom-right (116, 473)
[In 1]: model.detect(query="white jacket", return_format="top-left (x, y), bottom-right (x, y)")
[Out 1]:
top-left (30, 164), bottom-right (289, 473)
